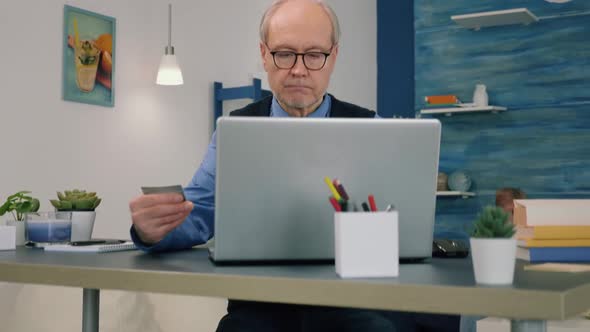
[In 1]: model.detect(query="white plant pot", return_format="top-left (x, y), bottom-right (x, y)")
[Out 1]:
top-left (470, 237), bottom-right (517, 285)
top-left (6, 220), bottom-right (25, 246)
top-left (70, 211), bottom-right (96, 242)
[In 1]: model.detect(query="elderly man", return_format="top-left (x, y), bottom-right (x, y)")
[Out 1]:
top-left (130, 1), bottom-right (456, 331)
top-left (129, 0), bottom-right (377, 246)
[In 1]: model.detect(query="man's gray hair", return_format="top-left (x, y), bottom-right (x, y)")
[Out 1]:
top-left (259, 0), bottom-right (341, 45)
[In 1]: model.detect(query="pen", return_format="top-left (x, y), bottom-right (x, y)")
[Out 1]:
top-left (324, 177), bottom-right (342, 201)
top-left (368, 195), bottom-right (377, 212)
top-left (361, 202), bottom-right (370, 212)
top-left (333, 179), bottom-right (350, 201)
top-left (385, 204), bottom-right (396, 212)
top-left (329, 196), bottom-right (342, 212)
top-left (351, 201), bottom-right (359, 212)
top-left (71, 240), bottom-right (125, 246)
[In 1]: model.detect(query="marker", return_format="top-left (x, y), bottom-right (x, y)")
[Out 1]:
top-left (324, 177), bottom-right (342, 201)
top-left (333, 179), bottom-right (350, 201)
top-left (352, 201), bottom-right (359, 212)
top-left (361, 202), bottom-right (370, 212)
top-left (329, 196), bottom-right (342, 212)
top-left (385, 204), bottom-right (396, 212)
top-left (368, 195), bottom-right (377, 212)
top-left (340, 199), bottom-right (348, 212)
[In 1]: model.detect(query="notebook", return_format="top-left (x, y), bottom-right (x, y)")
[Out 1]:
top-left (44, 241), bottom-right (136, 253)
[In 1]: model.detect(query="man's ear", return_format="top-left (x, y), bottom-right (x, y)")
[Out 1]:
top-left (260, 42), bottom-right (268, 68)
top-left (331, 44), bottom-right (339, 62)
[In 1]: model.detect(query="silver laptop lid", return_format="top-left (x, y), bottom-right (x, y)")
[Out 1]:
top-left (213, 117), bottom-right (441, 262)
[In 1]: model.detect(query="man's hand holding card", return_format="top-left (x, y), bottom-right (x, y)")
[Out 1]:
top-left (129, 185), bottom-right (193, 245)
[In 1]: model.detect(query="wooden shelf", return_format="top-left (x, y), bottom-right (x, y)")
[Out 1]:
top-left (437, 191), bottom-right (476, 199)
top-left (451, 8), bottom-right (538, 30)
top-left (420, 105), bottom-right (506, 116)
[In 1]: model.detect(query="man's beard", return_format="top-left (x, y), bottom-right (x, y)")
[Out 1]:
top-left (277, 93), bottom-right (320, 110)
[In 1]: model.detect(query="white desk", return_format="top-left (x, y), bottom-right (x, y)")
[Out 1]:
top-left (1, 248), bottom-right (589, 332)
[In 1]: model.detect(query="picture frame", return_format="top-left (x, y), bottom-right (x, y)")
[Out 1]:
top-left (62, 5), bottom-right (116, 107)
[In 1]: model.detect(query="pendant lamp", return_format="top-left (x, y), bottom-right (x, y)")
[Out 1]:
top-left (156, 4), bottom-right (183, 85)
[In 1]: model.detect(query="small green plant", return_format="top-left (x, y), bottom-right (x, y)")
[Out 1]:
top-left (0, 191), bottom-right (41, 221)
top-left (50, 189), bottom-right (101, 211)
top-left (471, 206), bottom-right (516, 238)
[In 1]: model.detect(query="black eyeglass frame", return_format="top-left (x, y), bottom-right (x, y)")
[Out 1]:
top-left (267, 44), bottom-right (333, 71)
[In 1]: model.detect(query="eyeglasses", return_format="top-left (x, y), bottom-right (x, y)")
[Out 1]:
top-left (267, 45), bottom-right (333, 71)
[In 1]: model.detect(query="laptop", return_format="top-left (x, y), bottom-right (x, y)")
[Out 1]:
top-left (210, 117), bottom-right (441, 263)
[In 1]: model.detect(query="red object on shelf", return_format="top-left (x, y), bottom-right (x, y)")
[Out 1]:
top-left (424, 95), bottom-right (460, 104)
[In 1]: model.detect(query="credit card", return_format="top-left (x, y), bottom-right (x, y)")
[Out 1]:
top-left (141, 185), bottom-right (185, 201)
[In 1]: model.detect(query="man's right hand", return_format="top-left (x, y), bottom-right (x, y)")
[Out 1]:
top-left (129, 193), bottom-right (194, 245)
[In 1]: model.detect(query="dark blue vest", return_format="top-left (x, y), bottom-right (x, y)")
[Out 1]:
top-left (229, 94), bottom-right (376, 118)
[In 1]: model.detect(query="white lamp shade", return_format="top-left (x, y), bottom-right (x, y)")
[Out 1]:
top-left (156, 54), bottom-right (183, 85)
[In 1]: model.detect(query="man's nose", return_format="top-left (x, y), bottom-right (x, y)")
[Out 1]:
top-left (290, 55), bottom-right (308, 76)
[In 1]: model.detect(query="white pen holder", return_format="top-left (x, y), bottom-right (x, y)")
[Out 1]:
top-left (334, 211), bottom-right (399, 278)
top-left (0, 225), bottom-right (16, 251)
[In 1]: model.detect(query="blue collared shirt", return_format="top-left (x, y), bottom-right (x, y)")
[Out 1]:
top-left (132, 95), bottom-right (374, 251)
top-left (270, 95), bottom-right (332, 118)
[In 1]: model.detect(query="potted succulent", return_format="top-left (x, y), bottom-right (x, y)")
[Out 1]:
top-left (470, 206), bottom-right (517, 285)
top-left (0, 191), bottom-right (40, 245)
top-left (50, 189), bottom-right (101, 242)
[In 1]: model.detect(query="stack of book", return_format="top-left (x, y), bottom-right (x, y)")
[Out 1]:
top-left (514, 199), bottom-right (590, 263)
top-left (517, 226), bottom-right (590, 262)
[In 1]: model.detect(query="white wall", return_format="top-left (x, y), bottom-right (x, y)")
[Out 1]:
top-left (0, 0), bottom-right (376, 331)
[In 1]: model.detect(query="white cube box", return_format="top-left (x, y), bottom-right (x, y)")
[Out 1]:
top-left (334, 211), bottom-right (399, 278)
top-left (0, 225), bottom-right (16, 251)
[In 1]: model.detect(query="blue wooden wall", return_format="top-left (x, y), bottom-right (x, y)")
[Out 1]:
top-left (414, 0), bottom-right (590, 239)
top-left (377, 0), bottom-right (414, 118)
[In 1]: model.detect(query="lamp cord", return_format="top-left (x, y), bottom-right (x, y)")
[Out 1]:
top-left (168, 3), bottom-right (172, 47)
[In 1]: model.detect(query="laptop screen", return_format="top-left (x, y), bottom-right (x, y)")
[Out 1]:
top-left (213, 117), bottom-right (441, 262)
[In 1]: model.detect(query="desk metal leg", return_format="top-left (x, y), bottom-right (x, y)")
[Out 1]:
top-left (511, 320), bottom-right (547, 332)
top-left (82, 288), bottom-right (99, 332)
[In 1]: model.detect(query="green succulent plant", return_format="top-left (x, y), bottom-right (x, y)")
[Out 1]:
top-left (50, 189), bottom-right (101, 211)
top-left (0, 191), bottom-right (41, 221)
top-left (471, 206), bottom-right (516, 238)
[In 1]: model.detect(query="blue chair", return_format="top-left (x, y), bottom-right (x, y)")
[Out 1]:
top-left (213, 78), bottom-right (272, 129)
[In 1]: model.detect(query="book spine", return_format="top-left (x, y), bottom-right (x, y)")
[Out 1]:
top-left (516, 200), bottom-right (590, 227)
top-left (421, 103), bottom-right (458, 109)
top-left (533, 226), bottom-right (590, 239)
top-left (521, 238), bottom-right (590, 247)
top-left (424, 95), bottom-right (459, 104)
top-left (529, 247), bottom-right (590, 263)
